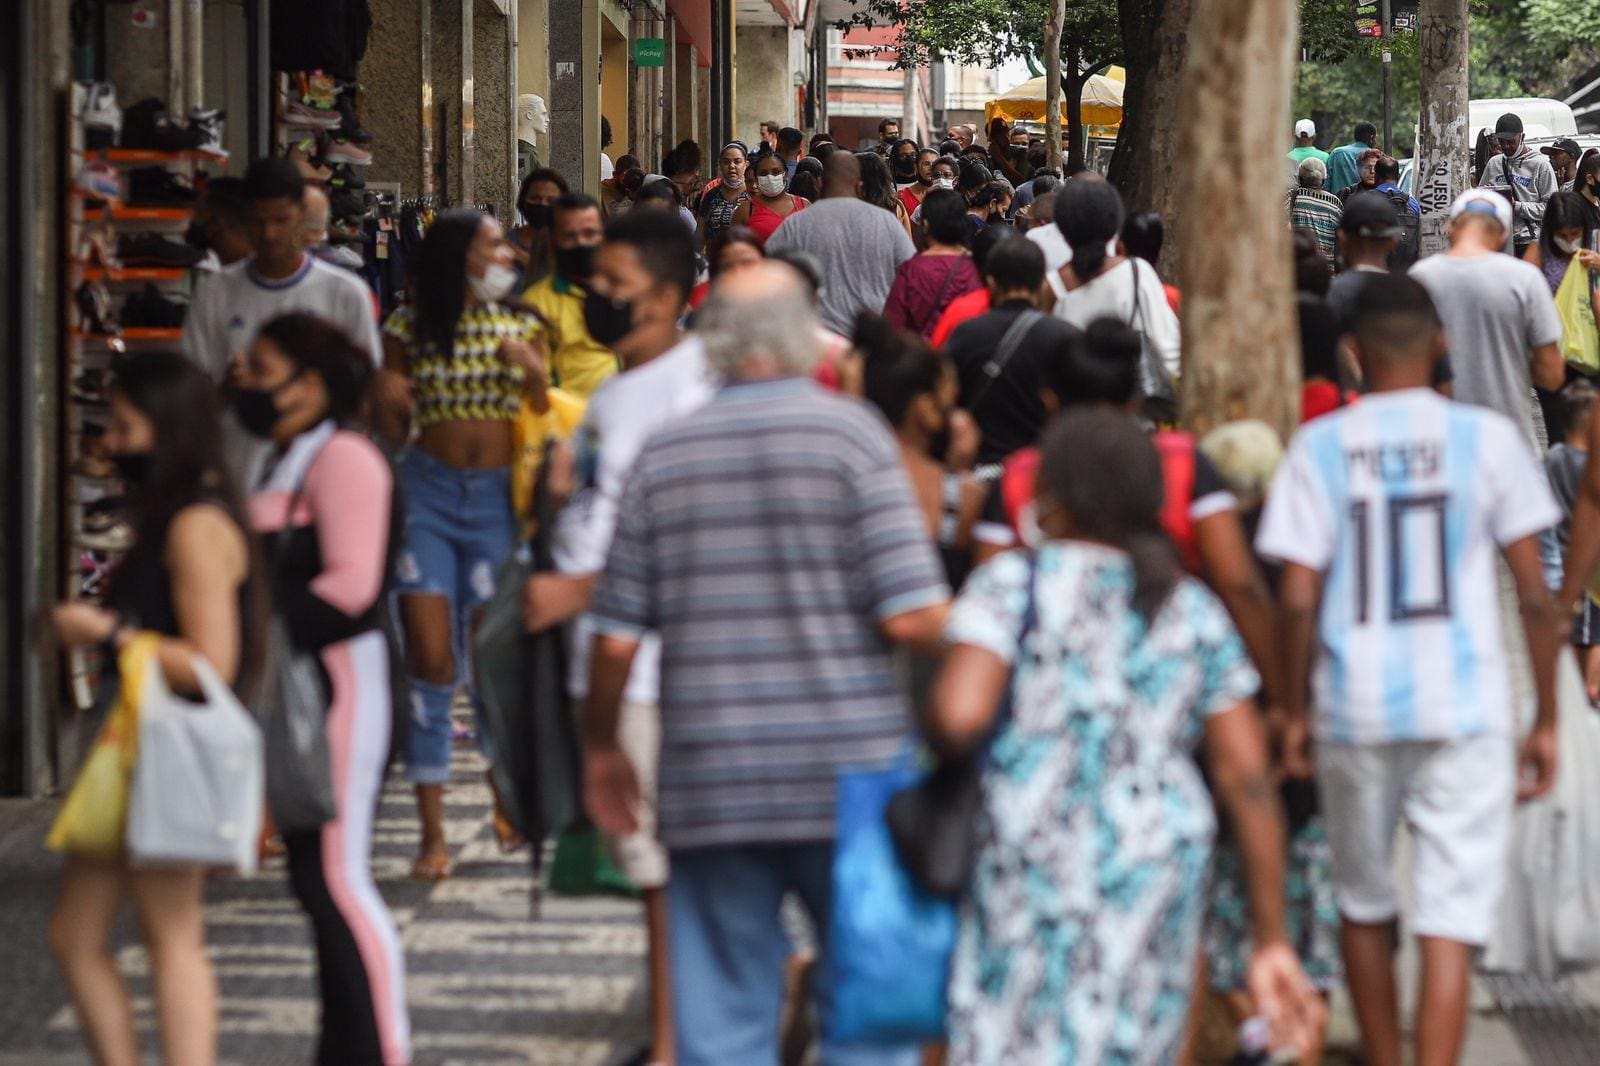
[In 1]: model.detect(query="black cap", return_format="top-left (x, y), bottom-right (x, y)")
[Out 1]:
top-left (1341, 190), bottom-right (1403, 239)
top-left (1495, 113), bottom-right (1524, 140)
top-left (1541, 137), bottom-right (1583, 161)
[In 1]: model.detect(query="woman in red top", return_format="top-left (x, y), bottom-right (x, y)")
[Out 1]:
top-left (731, 153), bottom-right (808, 245)
top-left (883, 188), bottom-right (983, 339)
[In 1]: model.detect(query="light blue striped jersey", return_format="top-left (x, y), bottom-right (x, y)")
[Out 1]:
top-left (1257, 389), bottom-right (1559, 744)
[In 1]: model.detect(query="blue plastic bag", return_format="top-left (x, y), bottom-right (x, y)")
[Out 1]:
top-left (824, 756), bottom-right (958, 1044)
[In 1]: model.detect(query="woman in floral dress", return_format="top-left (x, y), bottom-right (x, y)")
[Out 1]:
top-left (929, 410), bottom-right (1322, 1065)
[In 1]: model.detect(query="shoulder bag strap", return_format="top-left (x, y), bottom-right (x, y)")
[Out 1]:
top-left (991, 550), bottom-right (1040, 739)
top-left (929, 255), bottom-right (965, 316)
top-left (966, 309), bottom-right (1043, 415)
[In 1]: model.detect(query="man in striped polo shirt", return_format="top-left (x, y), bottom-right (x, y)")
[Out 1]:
top-left (584, 262), bottom-right (949, 1066)
top-left (1286, 156), bottom-right (1343, 267)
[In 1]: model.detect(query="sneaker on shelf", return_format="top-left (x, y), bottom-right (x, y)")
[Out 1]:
top-left (80, 81), bottom-right (123, 148)
top-left (327, 244), bottom-right (365, 270)
top-left (116, 234), bottom-right (205, 269)
top-left (188, 107), bottom-right (228, 158)
top-left (286, 140), bottom-right (333, 183)
top-left (329, 217), bottom-right (363, 242)
top-left (324, 138), bottom-right (373, 167)
top-left (120, 98), bottom-right (206, 152)
top-left (328, 163), bottom-right (366, 190)
top-left (128, 165), bottom-right (200, 206)
top-left (302, 71), bottom-right (339, 109)
top-left (74, 160), bottom-right (122, 203)
top-left (332, 85), bottom-right (374, 144)
top-left (120, 283), bottom-right (189, 329)
top-left (78, 225), bottom-right (122, 272)
top-left (72, 368), bottom-right (109, 406)
top-left (80, 499), bottom-right (134, 553)
top-left (75, 281), bottom-right (119, 336)
top-left (330, 187), bottom-right (365, 220)
top-left (282, 97), bottom-right (342, 130)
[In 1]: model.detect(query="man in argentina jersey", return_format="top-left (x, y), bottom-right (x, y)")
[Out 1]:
top-left (1258, 276), bottom-right (1562, 1066)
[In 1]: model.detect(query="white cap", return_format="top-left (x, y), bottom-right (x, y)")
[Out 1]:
top-left (1450, 188), bottom-right (1513, 235)
top-left (1294, 118), bottom-right (1316, 138)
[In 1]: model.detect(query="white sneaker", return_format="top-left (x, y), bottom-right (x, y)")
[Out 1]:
top-left (80, 82), bottom-right (121, 146)
top-left (324, 139), bottom-right (373, 166)
top-left (189, 107), bottom-right (228, 159)
top-left (282, 98), bottom-right (341, 130)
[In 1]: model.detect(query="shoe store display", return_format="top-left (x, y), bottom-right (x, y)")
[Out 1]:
top-left (75, 281), bottom-right (119, 336)
top-left (330, 186), bottom-right (365, 221)
top-left (120, 283), bottom-right (188, 329)
top-left (79, 499), bottom-right (134, 553)
top-left (127, 166), bottom-right (200, 206)
top-left (81, 81), bottom-right (123, 149)
top-left (328, 162), bottom-right (366, 191)
top-left (121, 97), bottom-right (213, 152)
top-left (72, 368), bottom-right (109, 407)
top-left (116, 233), bottom-right (204, 268)
top-left (329, 217), bottom-right (363, 243)
top-left (327, 244), bottom-right (365, 270)
top-left (301, 71), bottom-right (339, 110)
top-left (283, 97), bottom-right (342, 130)
top-left (74, 161), bottom-right (122, 203)
top-left (286, 139), bottom-right (333, 183)
top-left (188, 107), bottom-right (227, 158)
top-left (332, 84), bottom-right (373, 144)
top-left (324, 138), bottom-right (373, 167)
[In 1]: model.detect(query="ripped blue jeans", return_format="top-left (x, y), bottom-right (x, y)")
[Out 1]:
top-left (392, 448), bottom-right (516, 784)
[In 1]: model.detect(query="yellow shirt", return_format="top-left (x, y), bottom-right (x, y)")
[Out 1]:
top-left (521, 274), bottom-right (620, 400)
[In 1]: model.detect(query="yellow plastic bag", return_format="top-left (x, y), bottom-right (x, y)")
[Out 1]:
top-left (511, 386), bottom-right (586, 526)
top-left (1556, 255), bottom-right (1600, 373)
top-left (46, 634), bottom-right (158, 861)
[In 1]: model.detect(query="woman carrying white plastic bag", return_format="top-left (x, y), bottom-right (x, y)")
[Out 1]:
top-left (45, 352), bottom-right (263, 1066)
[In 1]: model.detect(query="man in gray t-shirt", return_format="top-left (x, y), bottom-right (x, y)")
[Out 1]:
top-left (1410, 189), bottom-right (1563, 449)
top-left (764, 151), bottom-right (915, 335)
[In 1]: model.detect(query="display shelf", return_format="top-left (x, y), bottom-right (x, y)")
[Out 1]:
top-left (102, 147), bottom-right (229, 164)
top-left (80, 267), bottom-right (186, 282)
top-left (71, 327), bottom-right (183, 343)
top-left (109, 205), bottom-right (193, 222)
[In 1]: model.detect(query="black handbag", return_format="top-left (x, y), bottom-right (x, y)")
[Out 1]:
top-left (886, 553), bottom-right (1039, 898)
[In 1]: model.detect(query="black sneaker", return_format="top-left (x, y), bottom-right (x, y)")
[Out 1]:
top-left (75, 281), bottom-right (119, 336)
top-left (120, 98), bottom-right (204, 151)
top-left (121, 283), bottom-right (188, 328)
top-left (333, 85), bottom-right (374, 144)
top-left (329, 163), bottom-right (366, 190)
top-left (330, 187), bottom-right (365, 220)
top-left (116, 234), bottom-right (204, 268)
top-left (128, 166), bottom-right (200, 205)
top-left (73, 368), bottom-right (109, 406)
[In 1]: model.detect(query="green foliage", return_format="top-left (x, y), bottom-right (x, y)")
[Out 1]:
top-left (838, 0), bottom-right (1123, 76)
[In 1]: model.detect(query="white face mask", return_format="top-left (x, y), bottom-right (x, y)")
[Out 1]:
top-left (469, 261), bottom-right (518, 303)
top-left (1555, 236), bottom-right (1582, 256)
top-left (933, 177), bottom-right (956, 190)
top-left (757, 173), bottom-right (787, 197)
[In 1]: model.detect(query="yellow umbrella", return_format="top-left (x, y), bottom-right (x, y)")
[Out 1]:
top-left (984, 66), bottom-right (1125, 129)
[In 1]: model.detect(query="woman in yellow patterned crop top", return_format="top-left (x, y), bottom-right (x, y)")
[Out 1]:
top-left (373, 208), bottom-right (547, 880)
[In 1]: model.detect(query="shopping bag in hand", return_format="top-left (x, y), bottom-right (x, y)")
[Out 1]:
top-left (46, 634), bottom-right (160, 860)
top-left (1556, 254), bottom-right (1599, 373)
top-left (824, 755), bottom-right (957, 1044)
top-left (546, 825), bottom-right (638, 898)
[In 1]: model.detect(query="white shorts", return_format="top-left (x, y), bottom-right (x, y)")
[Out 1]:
top-left (602, 699), bottom-right (668, 890)
top-left (1318, 735), bottom-right (1515, 945)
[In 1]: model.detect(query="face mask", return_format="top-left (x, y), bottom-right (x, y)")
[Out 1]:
top-left (757, 174), bottom-right (787, 197)
top-left (522, 203), bottom-right (552, 229)
top-left (469, 261), bottom-right (519, 303)
top-left (893, 159), bottom-right (917, 178)
top-left (917, 173), bottom-right (933, 187)
top-left (933, 177), bottom-right (955, 191)
top-left (112, 452), bottom-right (152, 484)
top-left (1556, 236), bottom-right (1582, 256)
top-left (232, 385), bottom-right (288, 439)
top-left (555, 244), bottom-right (597, 281)
top-left (583, 288), bottom-right (635, 347)
top-left (724, 169), bottom-right (746, 189)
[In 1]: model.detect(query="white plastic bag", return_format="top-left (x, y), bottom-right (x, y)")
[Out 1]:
top-left (1483, 648), bottom-right (1600, 975)
top-left (126, 654), bottom-right (264, 874)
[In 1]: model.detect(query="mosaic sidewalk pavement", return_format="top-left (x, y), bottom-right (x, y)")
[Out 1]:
top-left (0, 738), bottom-right (649, 1066)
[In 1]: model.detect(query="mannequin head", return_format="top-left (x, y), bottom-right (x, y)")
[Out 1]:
top-left (518, 94), bottom-right (549, 142)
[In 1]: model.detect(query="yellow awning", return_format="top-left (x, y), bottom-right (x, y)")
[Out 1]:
top-left (985, 66), bottom-right (1124, 129)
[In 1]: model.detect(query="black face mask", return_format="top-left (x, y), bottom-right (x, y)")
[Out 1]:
top-left (521, 203), bottom-right (553, 230)
top-left (583, 289), bottom-right (635, 347)
top-left (893, 158), bottom-right (917, 179)
top-left (555, 244), bottom-right (597, 282)
top-left (231, 375), bottom-right (300, 439)
top-left (112, 452), bottom-right (153, 484)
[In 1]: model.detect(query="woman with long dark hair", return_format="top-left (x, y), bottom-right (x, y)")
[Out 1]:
top-left (1047, 179), bottom-right (1182, 387)
top-left (511, 167), bottom-right (569, 285)
top-left (695, 142), bottom-right (751, 248)
top-left (930, 409), bottom-right (1321, 1064)
top-left (373, 208), bottom-right (547, 879)
top-left (856, 149), bottom-right (916, 240)
top-left (1523, 189), bottom-right (1600, 294)
top-left (48, 352), bottom-right (262, 1066)
top-left (238, 313), bottom-right (411, 1065)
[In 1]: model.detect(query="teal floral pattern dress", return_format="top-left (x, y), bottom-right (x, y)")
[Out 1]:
top-left (944, 544), bottom-right (1260, 1066)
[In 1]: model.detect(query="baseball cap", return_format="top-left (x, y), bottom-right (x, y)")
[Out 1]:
top-left (1294, 118), bottom-right (1316, 138)
top-left (1541, 137), bottom-right (1583, 161)
top-left (1340, 190), bottom-right (1403, 239)
top-left (1494, 113), bottom-right (1524, 141)
top-left (1450, 187), bottom-right (1513, 234)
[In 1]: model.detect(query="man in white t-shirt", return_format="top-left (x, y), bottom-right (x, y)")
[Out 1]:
top-left (1409, 188), bottom-right (1564, 449)
top-left (1258, 274), bottom-right (1560, 1066)
top-left (181, 157), bottom-right (379, 486)
top-left (519, 209), bottom-right (711, 1066)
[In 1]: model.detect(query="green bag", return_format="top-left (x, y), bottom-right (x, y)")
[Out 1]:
top-left (547, 826), bottom-right (639, 898)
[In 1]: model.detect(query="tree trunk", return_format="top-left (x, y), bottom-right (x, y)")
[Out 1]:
top-left (1044, 0), bottom-right (1065, 171)
top-left (1109, 0), bottom-right (1192, 274)
top-left (1175, 0), bottom-right (1300, 440)
top-left (1064, 41), bottom-right (1084, 172)
top-left (1416, 0), bottom-right (1469, 257)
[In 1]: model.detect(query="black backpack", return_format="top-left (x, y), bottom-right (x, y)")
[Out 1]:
top-left (1385, 188), bottom-right (1421, 269)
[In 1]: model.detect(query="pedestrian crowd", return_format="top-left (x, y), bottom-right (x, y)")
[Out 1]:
top-left (37, 109), bottom-right (1600, 1066)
